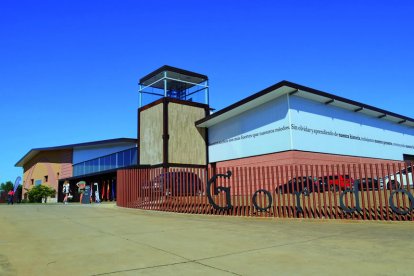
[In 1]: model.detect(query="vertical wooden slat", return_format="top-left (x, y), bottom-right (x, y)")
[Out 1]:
top-left (363, 164), bottom-right (371, 220)
top-left (320, 165), bottom-right (327, 219)
top-left (326, 165), bottom-right (333, 219)
top-left (298, 165), bottom-right (305, 219)
top-left (229, 166), bottom-right (235, 216)
top-left (147, 168), bottom-right (150, 210)
top-left (388, 164), bottom-right (396, 221)
top-left (399, 163), bottom-right (408, 221)
top-left (205, 167), bottom-right (209, 215)
top-left (130, 170), bottom-right (133, 207)
top-left (280, 166), bottom-right (286, 218)
top-left (339, 164), bottom-right (346, 220)
top-left (184, 168), bottom-right (188, 214)
top-left (266, 166), bottom-right (272, 217)
top-left (369, 164), bottom-right (378, 220)
top-left (118, 171), bottom-right (121, 207)
top-left (137, 169), bottom-right (140, 209)
top-left (254, 167), bottom-right (259, 217)
top-left (236, 167), bottom-right (241, 216)
top-left (375, 164), bottom-right (384, 220)
top-left (271, 166), bottom-right (278, 218)
top-left (332, 164), bottom-right (339, 219)
top-left (356, 164), bottom-right (365, 220)
top-left (247, 167), bottom-right (253, 217)
top-left (178, 168), bottom-right (182, 213)
top-left (194, 168), bottom-right (198, 214)
top-left (310, 165), bottom-right (317, 219)
top-left (240, 167), bottom-right (245, 217)
top-left (285, 165), bottom-right (291, 218)
top-left (346, 164), bottom-right (354, 220)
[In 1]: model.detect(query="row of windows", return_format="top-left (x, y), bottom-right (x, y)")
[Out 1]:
top-left (73, 147), bottom-right (138, 177)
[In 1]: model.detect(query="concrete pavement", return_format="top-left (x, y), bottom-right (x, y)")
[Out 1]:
top-left (1, 203), bottom-right (413, 275)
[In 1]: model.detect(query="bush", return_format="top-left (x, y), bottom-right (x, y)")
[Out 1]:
top-left (27, 185), bottom-right (56, 203)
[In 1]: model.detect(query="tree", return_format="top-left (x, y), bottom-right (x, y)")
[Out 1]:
top-left (0, 181), bottom-right (13, 193)
top-left (27, 185), bottom-right (56, 203)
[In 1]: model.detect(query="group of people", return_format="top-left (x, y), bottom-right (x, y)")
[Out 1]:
top-left (62, 180), bottom-right (101, 204)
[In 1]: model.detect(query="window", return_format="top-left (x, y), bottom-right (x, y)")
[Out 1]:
top-left (31, 179), bottom-right (34, 186)
top-left (110, 154), bottom-right (116, 169)
top-left (93, 159), bottom-right (99, 173)
top-left (44, 175), bottom-right (48, 182)
top-left (103, 156), bottom-right (110, 171)
top-left (131, 148), bottom-right (138, 165)
top-left (117, 151), bottom-right (124, 167)
top-left (124, 150), bottom-right (131, 166)
top-left (100, 157), bottom-right (105, 171)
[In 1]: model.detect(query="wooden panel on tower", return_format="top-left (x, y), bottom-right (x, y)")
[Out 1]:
top-left (139, 102), bottom-right (163, 165)
top-left (168, 102), bottom-right (207, 165)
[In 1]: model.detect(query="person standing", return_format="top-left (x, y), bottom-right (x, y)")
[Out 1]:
top-left (94, 183), bottom-right (100, 203)
top-left (76, 181), bottom-right (86, 204)
top-left (7, 189), bottom-right (14, 205)
top-left (62, 181), bottom-right (70, 204)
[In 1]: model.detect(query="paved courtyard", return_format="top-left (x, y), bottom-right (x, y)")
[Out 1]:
top-left (1, 203), bottom-right (413, 275)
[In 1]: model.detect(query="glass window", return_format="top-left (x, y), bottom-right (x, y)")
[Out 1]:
top-left (85, 161), bottom-right (90, 174)
top-left (100, 157), bottom-right (105, 171)
top-left (74, 163), bottom-right (84, 176)
top-left (131, 148), bottom-right (137, 165)
top-left (124, 150), bottom-right (131, 167)
top-left (93, 159), bottom-right (99, 173)
top-left (118, 151), bottom-right (124, 167)
top-left (104, 156), bottom-right (110, 171)
top-left (110, 154), bottom-right (117, 169)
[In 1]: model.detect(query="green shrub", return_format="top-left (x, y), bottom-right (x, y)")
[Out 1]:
top-left (27, 185), bottom-right (56, 203)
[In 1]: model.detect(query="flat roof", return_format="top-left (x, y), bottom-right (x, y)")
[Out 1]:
top-left (139, 65), bottom-right (208, 84)
top-left (139, 65), bottom-right (208, 91)
top-left (196, 80), bottom-right (414, 128)
top-left (15, 138), bottom-right (138, 167)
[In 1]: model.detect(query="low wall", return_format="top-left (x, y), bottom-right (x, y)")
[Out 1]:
top-left (117, 163), bottom-right (414, 221)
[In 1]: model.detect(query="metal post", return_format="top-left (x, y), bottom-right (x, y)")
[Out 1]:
top-left (164, 71), bottom-right (167, 97)
top-left (138, 84), bottom-right (142, 108)
top-left (205, 80), bottom-right (209, 106)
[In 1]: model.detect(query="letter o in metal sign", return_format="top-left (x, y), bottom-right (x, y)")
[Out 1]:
top-left (389, 189), bottom-right (414, 215)
top-left (252, 189), bottom-right (272, 212)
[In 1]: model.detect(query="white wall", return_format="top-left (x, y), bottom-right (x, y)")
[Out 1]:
top-left (207, 94), bottom-right (414, 162)
top-left (289, 96), bottom-right (414, 160)
top-left (73, 143), bottom-right (136, 164)
top-left (208, 95), bottom-right (291, 162)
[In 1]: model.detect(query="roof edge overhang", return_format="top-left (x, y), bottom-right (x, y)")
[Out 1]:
top-left (195, 80), bottom-right (414, 128)
top-left (139, 65), bottom-right (208, 85)
top-left (15, 138), bottom-right (138, 167)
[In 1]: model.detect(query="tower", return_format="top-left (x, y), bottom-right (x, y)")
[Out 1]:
top-left (138, 66), bottom-right (209, 168)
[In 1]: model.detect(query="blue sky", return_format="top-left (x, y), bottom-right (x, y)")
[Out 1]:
top-left (1, 0), bottom-right (413, 183)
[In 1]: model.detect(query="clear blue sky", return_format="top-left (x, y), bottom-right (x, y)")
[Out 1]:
top-left (1, 0), bottom-right (413, 184)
